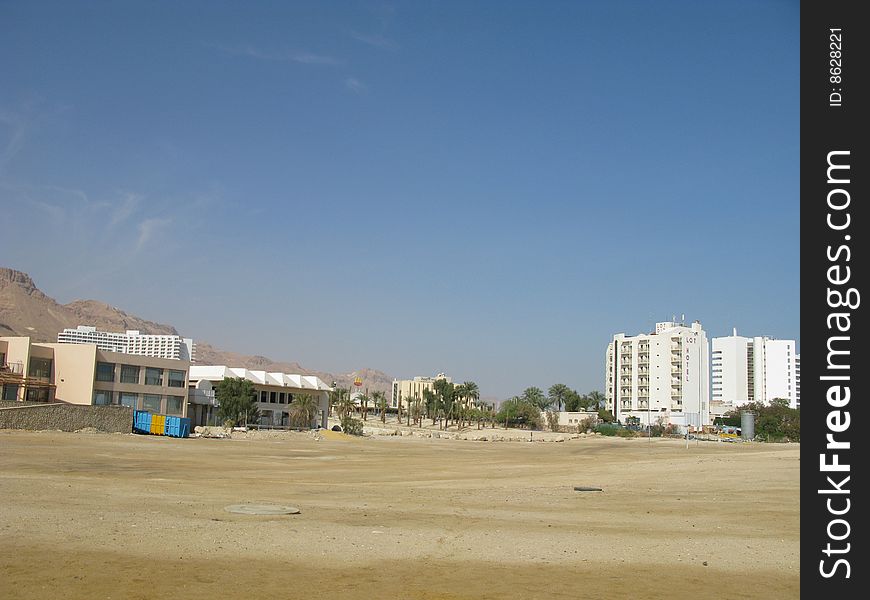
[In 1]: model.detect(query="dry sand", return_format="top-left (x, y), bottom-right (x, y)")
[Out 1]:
top-left (0, 429), bottom-right (799, 599)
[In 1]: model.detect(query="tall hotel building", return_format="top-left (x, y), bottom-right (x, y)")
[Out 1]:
top-left (605, 320), bottom-right (710, 428)
top-left (710, 330), bottom-right (798, 415)
top-left (58, 326), bottom-right (195, 362)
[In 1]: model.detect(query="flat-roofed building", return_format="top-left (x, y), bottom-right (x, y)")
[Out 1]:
top-left (391, 373), bottom-right (452, 411)
top-left (188, 365), bottom-right (331, 429)
top-left (1, 336), bottom-right (190, 416)
top-left (58, 325), bottom-right (195, 362)
top-left (710, 330), bottom-right (798, 416)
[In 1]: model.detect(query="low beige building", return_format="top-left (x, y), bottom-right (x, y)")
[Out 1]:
top-left (391, 373), bottom-right (453, 410)
top-left (1, 336), bottom-right (190, 416)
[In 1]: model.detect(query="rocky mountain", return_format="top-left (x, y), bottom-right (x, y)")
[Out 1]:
top-left (0, 267), bottom-right (394, 394)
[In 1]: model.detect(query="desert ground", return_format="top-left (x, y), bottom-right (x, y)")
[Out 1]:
top-left (0, 429), bottom-right (799, 599)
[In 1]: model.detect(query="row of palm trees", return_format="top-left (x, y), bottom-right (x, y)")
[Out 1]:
top-left (329, 380), bottom-right (495, 430)
top-left (510, 384), bottom-right (605, 412)
top-left (326, 380), bottom-right (607, 432)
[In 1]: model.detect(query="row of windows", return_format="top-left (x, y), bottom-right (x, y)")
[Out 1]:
top-left (92, 390), bottom-right (184, 414)
top-left (3, 385), bottom-right (51, 402)
top-left (259, 390), bottom-right (295, 404)
top-left (95, 362), bottom-right (185, 387)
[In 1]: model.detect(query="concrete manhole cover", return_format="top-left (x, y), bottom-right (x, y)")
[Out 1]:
top-left (224, 504), bottom-right (300, 515)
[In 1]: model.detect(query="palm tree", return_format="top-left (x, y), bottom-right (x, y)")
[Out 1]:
top-left (548, 384), bottom-right (570, 412)
top-left (291, 393), bottom-right (318, 428)
top-left (586, 390), bottom-right (606, 410)
top-left (423, 388), bottom-right (437, 426)
top-left (462, 381), bottom-right (479, 428)
top-left (329, 387), bottom-right (349, 418)
top-left (453, 383), bottom-right (467, 429)
top-left (372, 390), bottom-right (387, 423)
top-left (433, 379), bottom-right (454, 429)
top-left (357, 392), bottom-right (370, 421)
top-left (522, 387), bottom-right (552, 411)
top-left (335, 389), bottom-right (355, 420)
top-left (411, 393), bottom-right (423, 426)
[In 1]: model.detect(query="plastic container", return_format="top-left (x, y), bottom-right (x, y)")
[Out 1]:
top-left (164, 416), bottom-right (191, 438)
top-left (133, 410), bottom-right (152, 434)
top-left (150, 414), bottom-right (166, 435)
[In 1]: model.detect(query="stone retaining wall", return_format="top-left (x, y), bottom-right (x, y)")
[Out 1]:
top-left (0, 403), bottom-right (133, 433)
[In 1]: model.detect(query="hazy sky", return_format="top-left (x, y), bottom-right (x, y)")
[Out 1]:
top-left (1, 1), bottom-right (799, 399)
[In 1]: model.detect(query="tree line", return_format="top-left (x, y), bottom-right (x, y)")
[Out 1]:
top-left (716, 398), bottom-right (800, 442)
top-left (495, 384), bottom-right (605, 429)
top-left (210, 377), bottom-right (607, 434)
top-left (330, 380), bottom-right (491, 432)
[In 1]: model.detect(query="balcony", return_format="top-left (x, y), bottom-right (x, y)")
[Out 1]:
top-left (189, 389), bottom-right (217, 406)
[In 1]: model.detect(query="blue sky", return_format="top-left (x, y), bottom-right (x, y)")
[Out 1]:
top-left (1, 1), bottom-right (799, 399)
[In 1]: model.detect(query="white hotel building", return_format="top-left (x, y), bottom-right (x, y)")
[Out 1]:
top-left (605, 320), bottom-right (710, 429)
top-left (710, 330), bottom-right (798, 416)
top-left (58, 326), bottom-right (195, 362)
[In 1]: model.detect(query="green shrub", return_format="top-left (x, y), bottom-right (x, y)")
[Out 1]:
top-left (340, 415), bottom-right (364, 436)
top-left (594, 423), bottom-right (619, 436)
top-left (615, 427), bottom-right (637, 438)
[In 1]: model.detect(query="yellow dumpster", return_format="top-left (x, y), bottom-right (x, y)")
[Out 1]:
top-left (150, 414), bottom-right (166, 435)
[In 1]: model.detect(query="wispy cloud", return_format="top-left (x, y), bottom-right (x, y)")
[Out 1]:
top-left (345, 78), bottom-right (368, 94)
top-left (351, 31), bottom-right (398, 50)
top-left (0, 108), bottom-right (27, 173)
top-left (136, 217), bottom-right (172, 251)
top-left (213, 44), bottom-right (343, 66)
top-left (0, 181), bottom-right (89, 205)
top-left (291, 52), bottom-right (343, 65)
top-left (108, 192), bottom-right (142, 229)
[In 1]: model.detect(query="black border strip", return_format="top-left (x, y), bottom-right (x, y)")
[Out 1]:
top-left (801, 1), bottom-right (867, 594)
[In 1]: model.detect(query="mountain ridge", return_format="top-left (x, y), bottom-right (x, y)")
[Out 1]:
top-left (0, 267), bottom-right (394, 394)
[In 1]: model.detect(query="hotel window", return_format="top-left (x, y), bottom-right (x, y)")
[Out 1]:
top-left (142, 394), bottom-right (162, 412)
top-left (167, 370), bottom-right (185, 388)
top-left (279, 392), bottom-right (286, 404)
top-left (270, 391), bottom-right (277, 403)
top-left (96, 362), bottom-right (115, 382)
top-left (26, 388), bottom-right (50, 402)
top-left (28, 357), bottom-right (52, 379)
top-left (260, 390), bottom-right (267, 403)
top-left (166, 396), bottom-right (183, 415)
top-left (2, 384), bottom-right (18, 401)
top-left (120, 365), bottom-right (140, 384)
top-left (93, 390), bottom-right (113, 405)
top-left (120, 393), bottom-right (138, 408)
top-left (145, 367), bottom-right (163, 386)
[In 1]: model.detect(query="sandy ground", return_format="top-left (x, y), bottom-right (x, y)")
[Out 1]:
top-left (0, 429), bottom-right (799, 599)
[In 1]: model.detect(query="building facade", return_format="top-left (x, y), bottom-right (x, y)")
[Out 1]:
top-left (795, 354), bottom-right (800, 409)
top-left (710, 331), bottom-right (798, 415)
top-left (605, 320), bottom-right (710, 428)
top-left (391, 373), bottom-right (452, 410)
top-left (1, 336), bottom-right (190, 415)
top-left (58, 325), bottom-right (195, 362)
top-left (187, 366), bottom-right (331, 429)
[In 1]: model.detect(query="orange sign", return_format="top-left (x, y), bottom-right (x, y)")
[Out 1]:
top-left (353, 377), bottom-right (363, 387)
